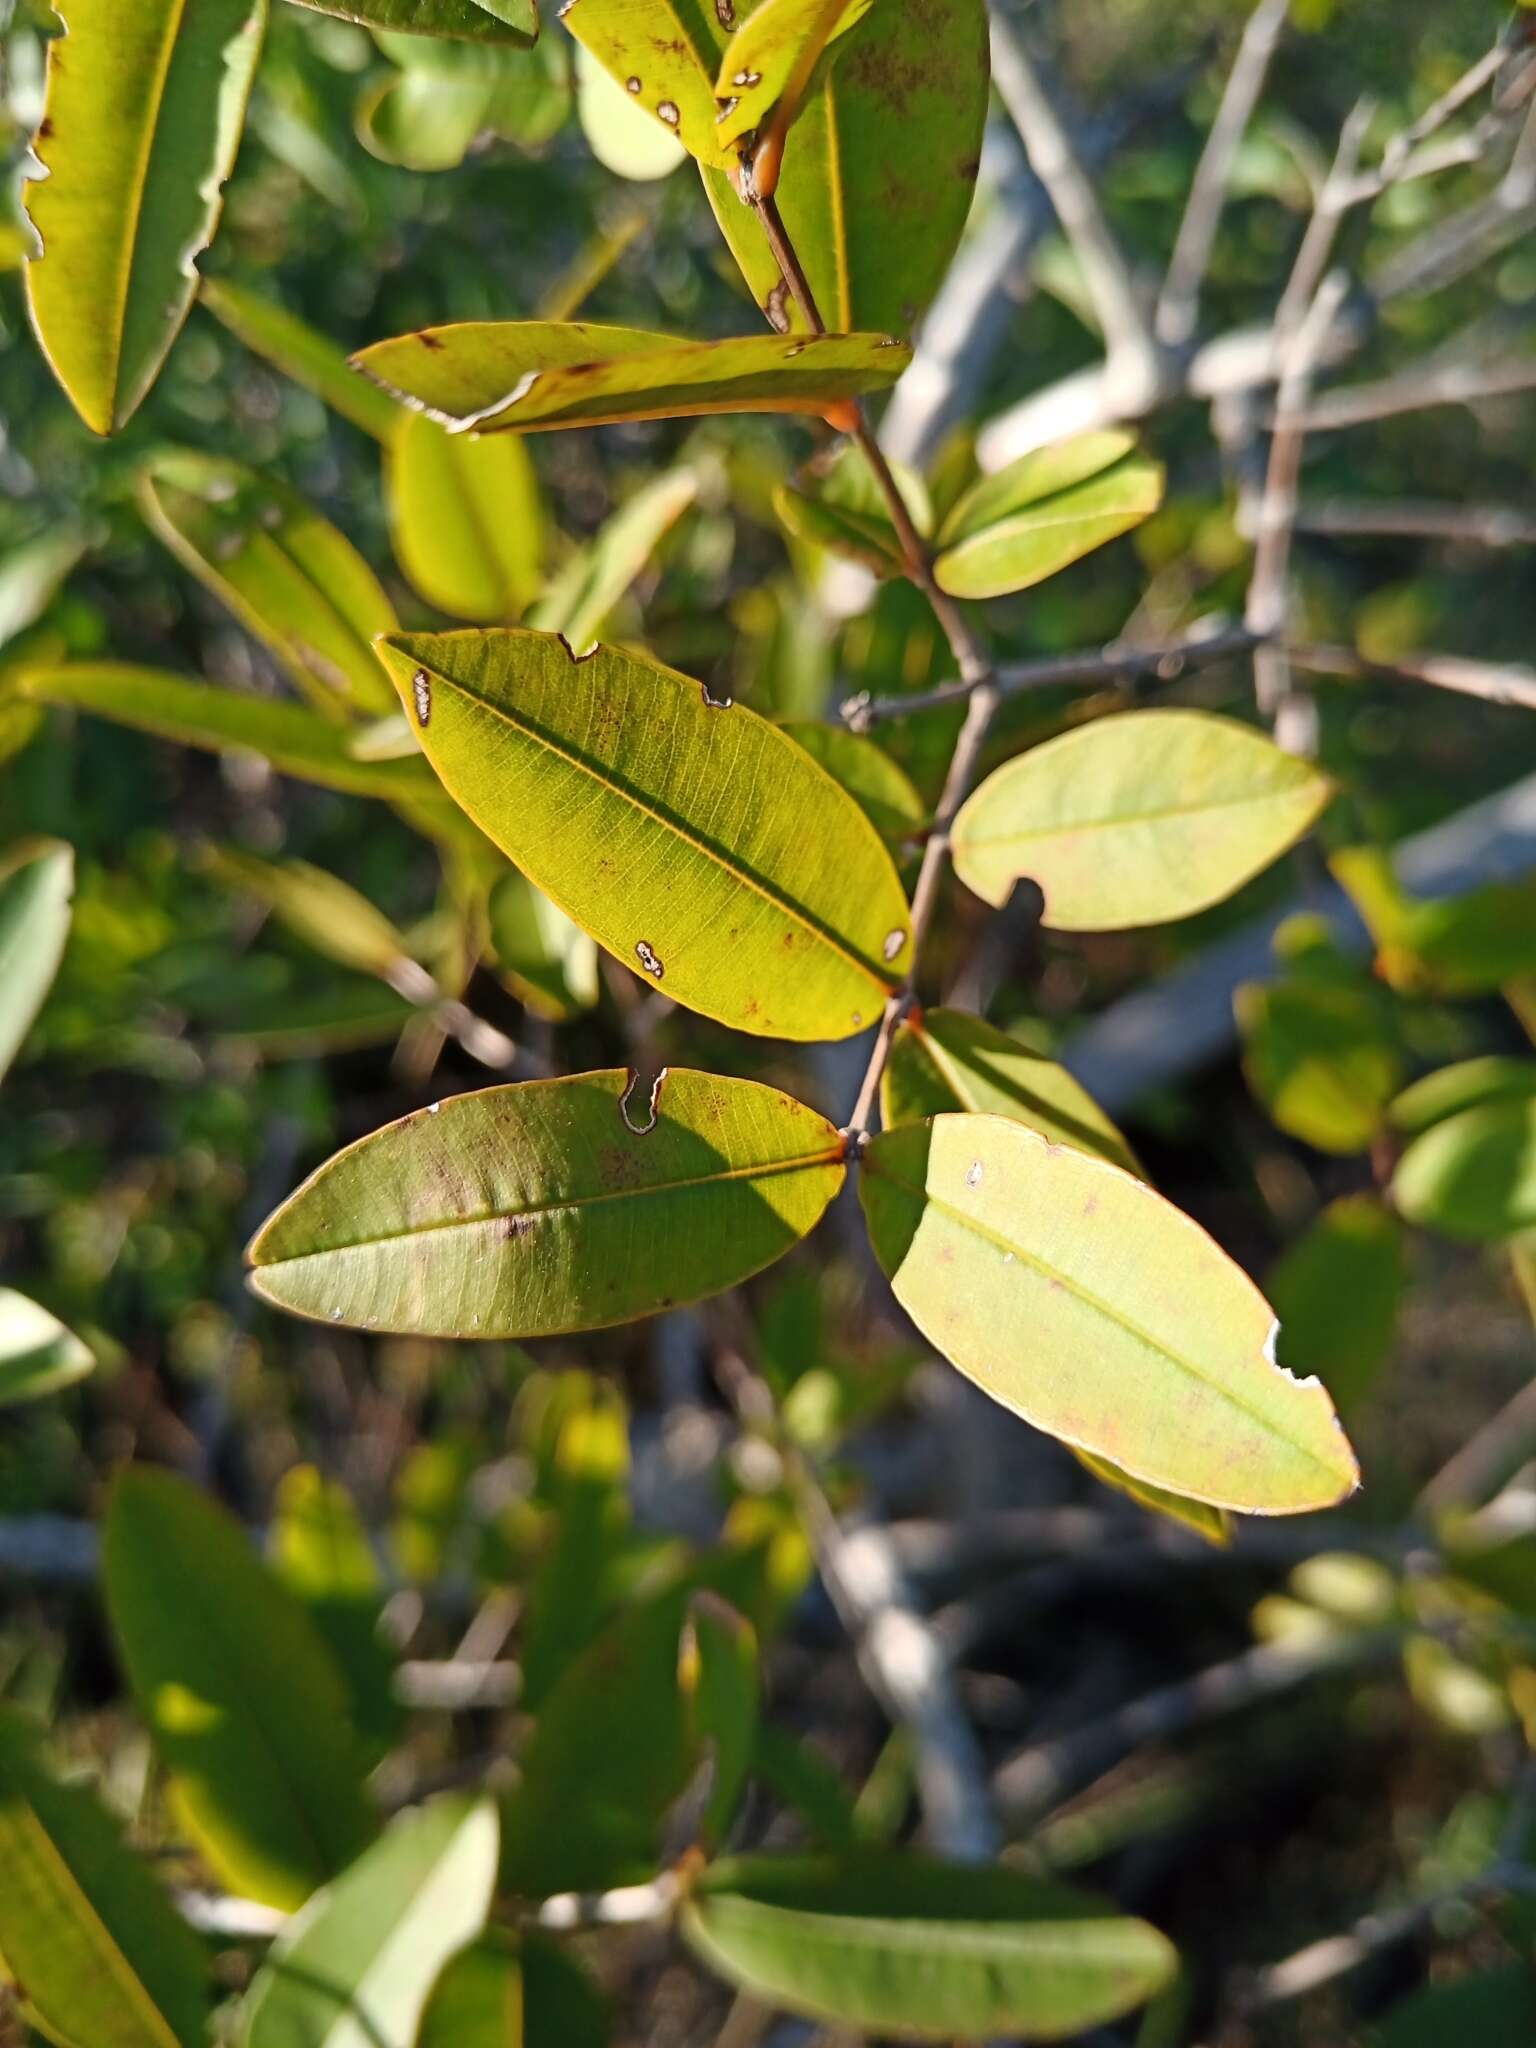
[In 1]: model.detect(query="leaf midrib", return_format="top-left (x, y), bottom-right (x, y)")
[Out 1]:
top-left (959, 779), bottom-right (1318, 852)
top-left (111, 0), bottom-right (193, 427)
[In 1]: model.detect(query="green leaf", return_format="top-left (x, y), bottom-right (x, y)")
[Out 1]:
top-left (0, 531), bottom-right (87, 650)
top-left (681, 1853), bottom-right (1178, 2041)
top-left (0, 1290), bottom-right (94, 1408)
top-left (701, 0), bottom-right (988, 337)
top-left (419, 1933), bottom-right (610, 2048)
top-left (1236, 976), bottom-right (1403, 1155)
top-left (519, 1380), bottom-right (632, 1710)
top-left (712, 0), bottom-right (875, 149)
top-left (103, 1468), bottom-right (376, 1911)
top-left (527, 467), bottom-right (697, 654)
top-left (389, 411), bottom-right (546, 623)
top-left (573, 43), bottom-right (688, 180)
top-left (488, 870), bottom-right (600, 1020)
top-left (203, 847), bottom-right (414, 985)
top-left (0, 838), bottom-right (73, 1084)
top-left (1391, 1058), bottom-right (1536, 1136)
top-left (24, 0), bottom-right (266, 434)
top-left (1069, 1448), bottom-right (1232, 1547)
top-left (778, 722), bottom-right (923, 845)
top-left (774, 442), bottom-right (930, 578)
top-left (372, 630), bottom-right (912, 1039)
top-left (249, 1068), bottom-right (845, 1337)
top-left (952, 711), bottom-right (1332, 928)
top-left (1333, 847), bottom-right (1536, 997)
top-left (860, 1114), bottom-right (1358, 1514)
top-left (933, 452), bottom-right (1164, 600)
top-left (1375, 1968), bottom-right (1536, 2048)
top-left (200, 279), bottom-right (401, 441)
top-left (241, 1796), bottom-right (499, 2048)
top-left (269, 1467), bottom-right (402, 1760)
top-left (14, 664), bottom-right (441, 805)
top-left (1266, 1195), bottom-right (1404, 1416)
top-left (0, 1708), bottom-right (209, 2048)
top-left (882, 1007), bottom-right (1138, 1173)
top-left (360, 27), bottom-right (569, 169)
top-left (561, 0), bottom-right (732, 168)
top-left (935, 430), bottom-right (1143, 546)
top-left (680, 1591), bottom-right (759, 1849)
top-left (139, 452), bottom-right (397, 719)
top-left (286, 0), bottom-right (536, 41)
top-left (352, 321), bottom-right (910, 433)
top-left (1393, 1096), bottom-right (1536, 1242)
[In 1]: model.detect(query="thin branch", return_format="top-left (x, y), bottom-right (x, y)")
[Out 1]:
top-left (1295, 497), bottom-right (1536, 548)
top-left (1271, 99), bottom-right (1373, 344)
top-left (989, 7), bottom-right (1164, 392)
top-left (1282, 349), bottom-right (1536, 430)
top-left (1156, 0), bottom-right (1292, 351)
top-left (1291, 642), bottom-right (1536, 714)
top-left (1234, 1874), bottom-right (1502, 2015)
top-left (1416, 1375), bottom-right (1536, 1517)
top-left (843, 621), bottom-right (1262, 731)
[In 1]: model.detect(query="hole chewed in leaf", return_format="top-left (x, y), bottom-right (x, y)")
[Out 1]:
top-left (619, 1066), bottom-right (669, 1135)
top-left (701, 681), bottom-right (733, 709)
top-left (411, 670), bottom-right (432, 727)
top-left (635, 939), bottom-right (665, 979)
top-left (882, 927), bottom-right (906, 962)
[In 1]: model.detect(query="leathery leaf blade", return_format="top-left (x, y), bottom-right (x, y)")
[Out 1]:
top-left (0, 838), bottom-right (73, 1085)
top-left (388, 410), bottom-right (545, 623)
top-left (353, 321), bottom-right (910, 433)
top-left (103, 1468), bottom-right (375, 1911)
top-left (701, 0), bottom-right (989, 337)
top-left (285, 0), bottom-right (536, 41)
top-left (951, 710), bottom-right (1332, 929)
top-left (560, 0), bottom-right (734, 168)
top-left (199, 280), bottom-right (401, 441)
top-left (241, 1796), bottom-right (499, 2048)
top-left (25, 0), bottom-right (266, 435)
top-left (248, 1069), bottom-right (846, 1338)
top-left (374, 630), bottom-right (912, 1039)
top-left (933, 453), bottom-right (1165, 601)
top-left (713, 0), bottom-right (876, 150)
top-left (0, 1709), bottom-right (208, 2048)
top-left (859, 1114), bottom-right (1359, 1514)
top-left (680, 1853), bottom-right (1177, 2042)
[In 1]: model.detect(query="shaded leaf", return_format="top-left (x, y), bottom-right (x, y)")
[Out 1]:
top-left (241, 1796), bottom-right (499, 2048)
top-left (0, 1708), bottom-right (208, 2048)
top-left (0, 531), bottom-right (87, 650)
top-left (680, 1592), bottom-right (759, 1849)
top-left (561, 0), bottom-right (731, 167)
top-left (373, 630), bottom-right (912, 1039)
top-left (249, 1069), bottom-right (845, 1337)
top-left (574, 43), bottom-right (688, 180)
top-left (1375, 1968), bottom-right (1536, 2048)
top-left (778, 723), bottom-right (923, 845)
top-left (353, 321), bottom-right (910, 433)
top-left (701, 0), bottom-right (988, 337)
top-left (681, 1853), bottom-right (1178, 2041)
top-left (104, 1468), bottom-right (375, 1911)
top-left (713, 0), bottom-right (875, 150)
top-left (359, 30), bottom-right (568, 167)
top-left (1267, 1196), bottom-right (1405, 1415)
top-left (488, 870), bottom-right (600, 1020)
top-left (860, 1114), bottom-right (1358, 1514)
top-left (936, 430), bottom-right (1141, 545)
top-left (1236, 977), bottom-right (1402, 1155)
top-left (1332, 846), bottom-right (1536, 997)
top-left (882, 1007), bottom-right (1137, 1173)
top-left (1393, 1096), bottom-right (1536, 1242)
top-left (952, 711), bottom-right (1332, 928)
top-left (25, 0), bottom-right (266, 434)
top-left (528, 467), bottom-right (697, 654)
top-left (1391, 1058), bottom-right (1536, 1136)
top-left (933, 452), bottom-right (1164, 600)
top-left (390, 411), bottom-right (546, 623)
top-left (0, 1289), bottom-right (94, 1408)
top-left (519, 1380), bottom-right (632, 1710)
top-left (287, 0), bottom-right (536, 40)
top-left (0, 838), bottom-right (73, 1084)
top-left (203, 847), bottom-right (414, 985)
top-left (419, 1932), bottom-right (610, 2048)
top-left (139, 452), bottom-right (397, 718)
top-left (200, 279), bottom-right (401, 441)
top-left (774, 442), bottom-right (929, 578)
top-left (1070, 1449), bottom-right (1232, 1547)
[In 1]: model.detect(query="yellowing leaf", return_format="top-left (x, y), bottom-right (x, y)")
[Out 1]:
top-left (139, 453), bottom-right (397, 717)
top-left (200, 279), bottom-right (401, 441)
top-left (0, 1290), bottom-right (94, 1408)
top-left (248, 1069), bottom-right (846, 1337)
top-left (952, 711), bottom-right (1332, 928)
top-left (25, 0), bottom-right (266, 434)
top-left (701, 0), bottom-right (988, 337)
top-left (933, 452), bottom-right (1165, 600)
top-left (0, 1709), bottom-right (208, 2048)
top-left (353, 320), bottom-right (910, 433)
top-left (0, 837), bottom-right (73, 1084)
top-left (860, 1114), bottom-right (1358, 1514)
top-left (487, 870), bottom-right (600, 1022)
top-left (681, 1854), bottom-right (1177, 2042)
top-left (373, 629), bottom-right (912, 1039)
top-left (389, 410), bottom-right (546, 623)
top-left (882, 1007), bottom-right (1137, 1173)
top-left (1393, 1096), bottom-right (1536, 1242)
top-left (527, 466), bottom-right (697, 654)
top-left (713, 0), bottom-right (875, 150)
top-left (574, 42), bottom-right (689, 180)
top-left (561, 0), bottom-right (732, 167)
top-left (778, 722), bottom-right (923, 845)
top-left (288, 0), bottom-right (536, 38)
top-left (103, 1468), bottom-right (376, 1911)
top-left (1070, 1447), bottom-right (1232, 1546)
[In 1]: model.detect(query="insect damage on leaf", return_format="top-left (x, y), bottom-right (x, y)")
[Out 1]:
top-left (620, 1067), bottom-right (667, 1135)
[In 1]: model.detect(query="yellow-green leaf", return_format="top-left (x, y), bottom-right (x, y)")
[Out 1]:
top-left (681, 1853), bottom-right (1178, 2042)
top-left (0, 1290), bottom-right (94, 1408)
top-left (373, 629), bottom-right (912, 1039)
top-left (712, 0), bottom-right (875, 150)
top-left (882, 1007), bottom-right (1137, 1173)
top-left (1266, 1195), bottom-right (1404, 1416)
top-left (248, 1069), bottom-right (846, 1337)
top-left (933, 451), bottom-right (1164, 600)
top-left (139, 453), bottom-right (397, 717)
top-left (528, 466), bottom-right (697, 654)
top-left (103, 1468), bottom-right (376, 1911)
top-left (680, 1591), bottom-right (759, 1849)
top-left (353, 320), bottom-right (910, 433)
top-left (561, 0), bottom-right (732, 167)
top-left (952, 711), bottom-right (1332, 928)
top-left (287, 0), bottom-right (536, 39)
top-left (0, 837), bottom-right (73, 1084)
top-left (774, 441), bottom-right (929, 578)
top-left (270, 1466), bottom-right (401, 1760)
top-left (860, 1114), bottom-right (1358, 1514)
top-left (778, 722), bottom-right (923, 845)
top-left (200, 279), bottom-right (401, 441)
top-left (701, 0), bottom-right (988, 337)
top-left (389, 411), bottom-right (546, 623)
top-left (0, 1708), bottom-right (208, 2048)
top-left (24, 0), bottom-right (266, 434)
top-left (1393, 1096), bottom-right (1536, 1243)
top-left (1236, 976), bottom-right (1402, 1155)
top-left (1069, 1448), bottom-right (1232, 1547)
top-left (420, 1934), bottom-right (609, 2048)
top-left (202, 847), bottom-right (415, 985)
top-left (241, 1797), bottom-right (499, 2048)
top-left (487, 870), bottom-right (600, 1022)
top-left (1391, 1057), bottom-right (1536, 1137)
top-left (935, 430), bottom-right (1140, 546)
